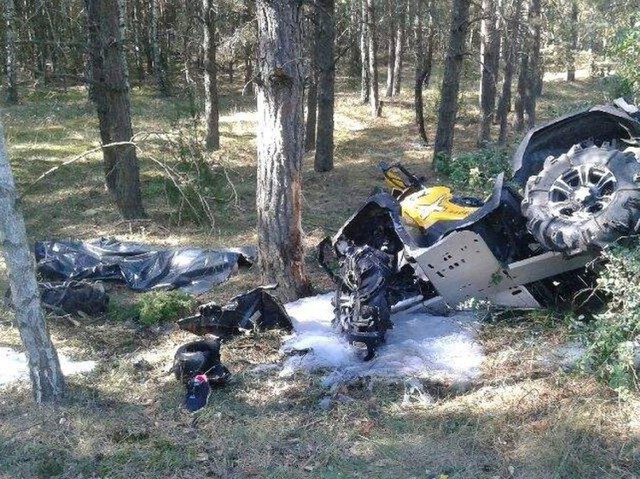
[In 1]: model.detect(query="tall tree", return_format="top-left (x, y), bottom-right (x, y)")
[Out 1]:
top-left (433, 0), bottom-right (472, 163)
top-left (497, 0), bottom-right (524, 144)
top-left (150, 0), bottom-right (170, 96)
top-left (85, 0), bottom-right (145, 219)
top-left (392, 0), bottom-right (407, 96)
top-left (366, 0), bottom-right (380, 117)
top-left (255, 0), bottom-right (312, 302)
top-left (385, 0), bottom-right (396, 98)
top-left (360, 0), bottom-right (370, 104)
top-left (524, 0), bottom-right (542, 128)
top-left (516, 0), bottom-right (542, 130)
top-left (348, 1), bottom-right (362, 79)
top-left (314, 0), bottom-right (335, 172)
top-left (0, 119), bottom-right (66, 403)
top-left (477, 0), bottom-right (502, 147)
top-left (3, 0), bottom-right (19, 104)
top-left (566, 1), bottom-right (578, 82)
top-left (414, 0), bottom-right (435, 144)
top-left (304, 15), bottom-right (318, 152)
top-left (203, 0), bottom-right (220, 150)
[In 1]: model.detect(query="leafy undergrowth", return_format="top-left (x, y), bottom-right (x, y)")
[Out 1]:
top-left (2, 70), bottom-right (640, 478)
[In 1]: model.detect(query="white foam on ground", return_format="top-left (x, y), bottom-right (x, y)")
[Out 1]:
top-left (0, 347), bottom-right (96, 386)
top-left (281, 294), bottom-right (484, 385)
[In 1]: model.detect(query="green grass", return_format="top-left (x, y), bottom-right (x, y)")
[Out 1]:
top-left (1, 66), bottom-right (639, 478)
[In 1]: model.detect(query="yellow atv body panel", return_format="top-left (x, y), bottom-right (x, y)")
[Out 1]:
top-left (399, 186), bottom-right (479, 229)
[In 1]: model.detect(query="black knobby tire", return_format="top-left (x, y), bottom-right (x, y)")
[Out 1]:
top-left (522, 144), bottom-right (640, 253)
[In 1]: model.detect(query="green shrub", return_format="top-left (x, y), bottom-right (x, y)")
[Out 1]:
top-left (599, 74), bottom-right (635, 102)
top-left (138, 291), bottom-right (196, 326)
top-left (580, 243), bottom-right (640, 394)
top-left (434, 148), bottom-right (511, 195)
top-left (608, 15), bottom-right (640, 102)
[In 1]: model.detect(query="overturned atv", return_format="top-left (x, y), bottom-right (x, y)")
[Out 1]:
top-left (319, 99), bottom-right (640, 360)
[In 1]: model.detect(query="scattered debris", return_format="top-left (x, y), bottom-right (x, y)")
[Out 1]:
top-left (177, 285), bottom-right (293, 337)
top-left (35, 238), bottom-right (256, 294)
top-left (173, 338), bottom-right (231, 412)
top-left (173, 338), bottom-right (231, 385)
top-left (402, 378), bottom-right (433, 407)
top-left (4, 280), bottom-right (109, 317)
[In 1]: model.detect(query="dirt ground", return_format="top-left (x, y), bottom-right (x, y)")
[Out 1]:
top-left (1, 68), bottom-right (639, 478)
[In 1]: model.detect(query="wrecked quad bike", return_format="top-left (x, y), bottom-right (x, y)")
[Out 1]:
top-left (319, 98), bottom-right (640, 360)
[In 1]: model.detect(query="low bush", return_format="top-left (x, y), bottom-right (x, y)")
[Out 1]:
top-left (434, 147), bottom-right (511, 195)
top-left (580, 243), bottom-right (640, 394)
top-left (138, 291), bottom-right (196, 326)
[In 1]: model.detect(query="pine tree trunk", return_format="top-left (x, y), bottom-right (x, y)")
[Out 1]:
top-left (524, 0), bottom-right (542, 129)
top-left (243, 44), bottom-right (254, 95)
top-left (392, 0), bottom-right (406, 96)
top-left (304, 14), bottom-right (318, 152)
top-left (255, 0), bottom-right (312, 303)
top-left (433, 0), bottom-right (472, 163)
top-left (305, 80), bottom-right (317, 151)
top-left (85, 0), bottom-right (145, 219)
top-left (360, 0), bottom-right (370, 104)
top-left (4, 0), bottom-right (19, 104)
top-left (131, 0), bottom-right (145, 82)
top-left (366, 0), bottom-right (380, 117)
top-left (414, 0), bottom-right (434, 144)
top-left (477, 0), bottom-right (499, 147)
top-left (497, 0), bottom-right (524, 144)
top-left (150, 0), bottom-right (169, 96)
top-left (0, 119), bottom-right (66, 404)
top-left (314, 0), bottom-right (335, 173)
top-left (242, 0), bottom-right (255, 96)
top-left (349, 2), bottom-right (362, 79)
top-left (203, 0), bottom-right (220, 150)
top-left (385, 0), bottom-right (396, 98)
top-left (566, 1), bottom-right (578, 82)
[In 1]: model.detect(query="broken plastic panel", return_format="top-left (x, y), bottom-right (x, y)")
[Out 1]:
top-left (177, 284), bottom-right (293, 337)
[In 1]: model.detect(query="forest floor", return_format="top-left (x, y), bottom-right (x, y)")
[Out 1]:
top-left (1, 69), bottom-right (640, 479)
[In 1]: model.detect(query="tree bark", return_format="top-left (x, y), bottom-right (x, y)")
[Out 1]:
top-left (385, 0), bottom-right (396, 98)
top-left (304, 14), bottom-right (317, 152)
top-left (85, 0), bottom-right (145, 219)
top-left (304, 80), bottom-right (317, 151)
top-left (360, 0), bottom-right (370, 104)
top-left (203, 0), bottom-right (220, 150)
top-left (433, 0), bottom-right (472, 163)
top-left (497, 0), bottom-right (524, 144)
top-left (4, 0), bottom-right (19, 104)
top-left (131, 0), bottom-right (146, 82)
top-left (566, 1), bottom-right (578, 82)
top-left (477, 0), bottom-right (500, 147)
top-left (349, 1), bottom-right (362, 79)
top-left (314, 0), bottom-right (335, 172)
top-left (523, 0), bottom-right (542, 129)
top-left (255, 0), bottom-right (312, 302)
top-left (0, 119), bottom-right (66, 403)
top-left (392, 0), bottom-right (407, 96)
top-left (366, 0), bottom-right (380, 117)
top-left (414, 0), bottom-right (434, 144)
top-left (150, 0), bottom-right (170, 96)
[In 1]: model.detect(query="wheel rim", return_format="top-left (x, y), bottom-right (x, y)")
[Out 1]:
top-left (548, 164), bottom-right (617, 220)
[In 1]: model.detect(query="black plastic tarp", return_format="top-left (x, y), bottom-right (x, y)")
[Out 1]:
top-left (34, 238), bottom-right (256, 295)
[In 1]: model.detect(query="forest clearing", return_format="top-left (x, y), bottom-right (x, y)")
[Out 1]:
top-left (2, 68), bottom-right (639, 478)
top-left (2, 0), bottom-right (640, 477)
